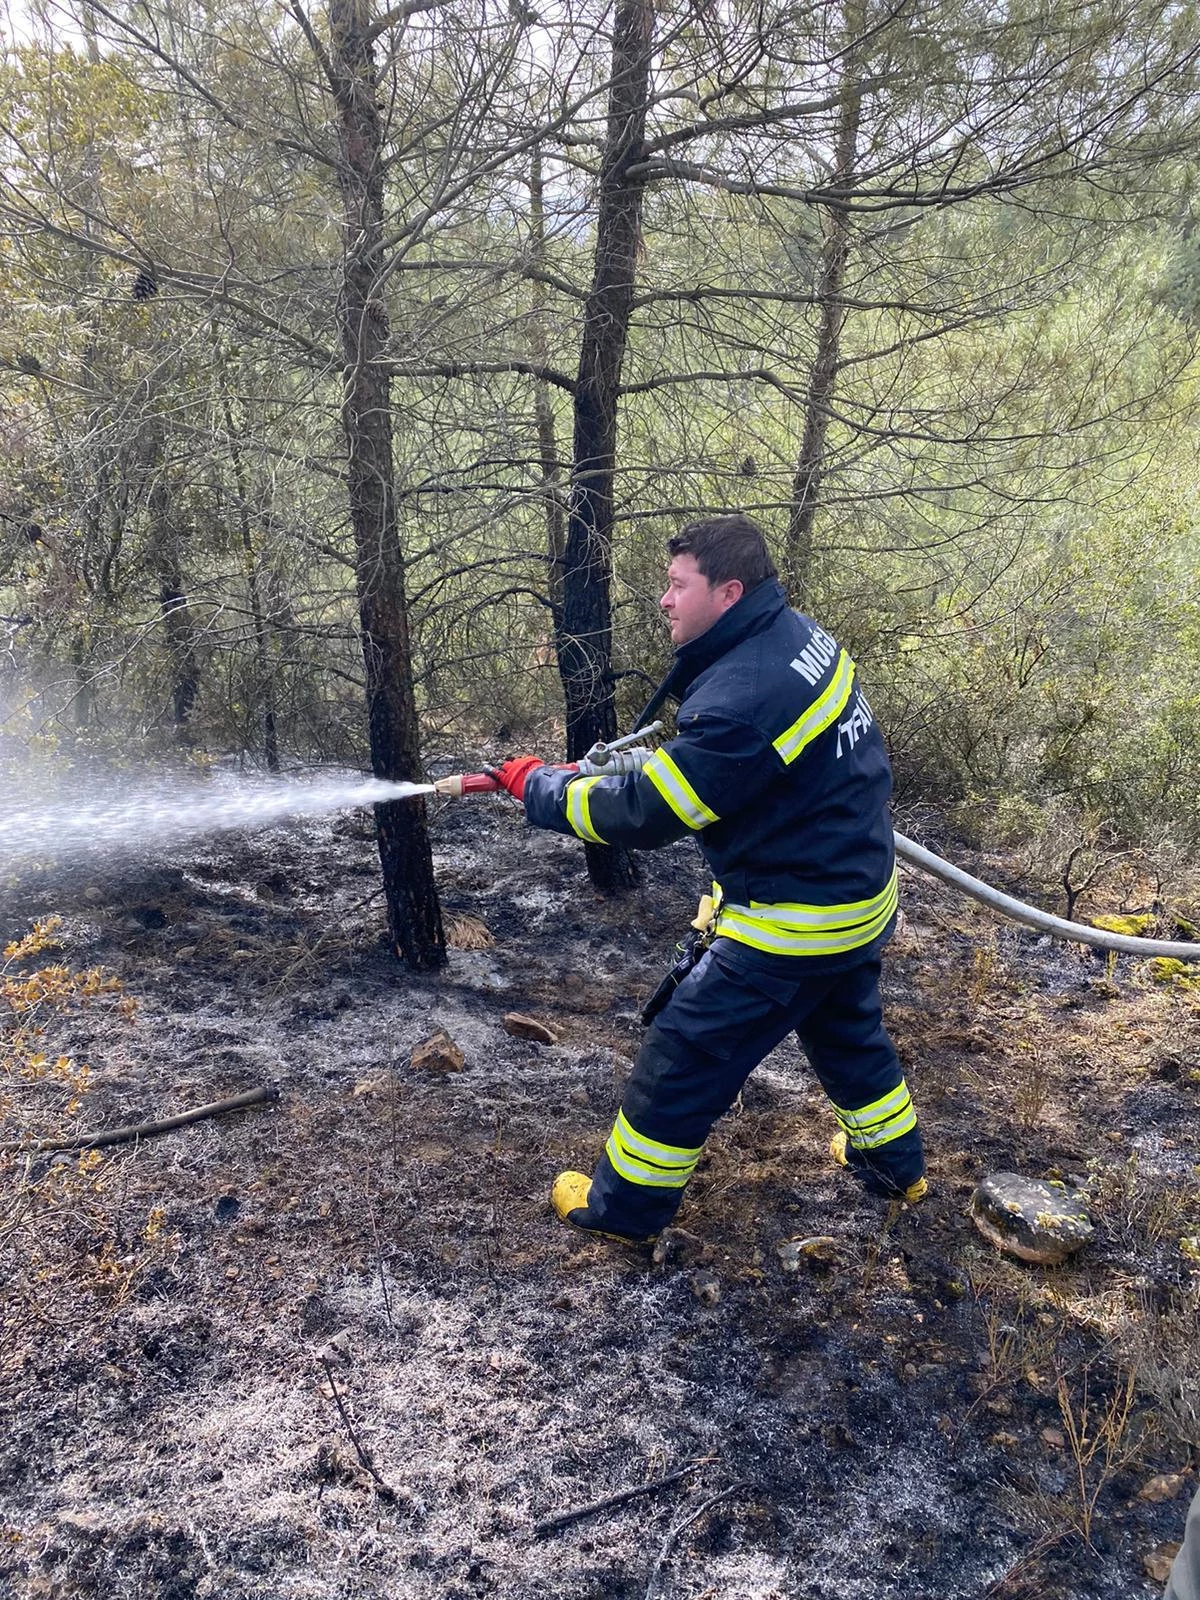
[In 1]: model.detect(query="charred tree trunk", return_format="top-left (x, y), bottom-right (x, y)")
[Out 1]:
top-left (558, 0), bottom-right (654, 892)
top-left (786, 22), bottom-right (864, 602)
top-left (328, 0), bottom-right (445, 969)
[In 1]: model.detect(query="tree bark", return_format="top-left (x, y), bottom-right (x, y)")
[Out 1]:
top-left (328, 0), bottom-right (445, 969)
top-left (528, 149), bottom-right (567, 623)
top-left (786, 14), bottom-right (865, 602)
top-left (558, 0), bottom-right (654, 892)
top-left (141, 417), bottom-right (201, 741)
top-left (215, 344), bottom-right (280, 772)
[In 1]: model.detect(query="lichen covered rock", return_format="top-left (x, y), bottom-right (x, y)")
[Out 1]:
top-left (969, 1172), bottom-right (1094, 1264)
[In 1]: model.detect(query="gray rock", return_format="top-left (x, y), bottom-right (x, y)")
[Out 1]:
top-left (690, 1271), bottom-right (721, 1306)
top-left (969, 1172), bottom-right (1094, 1264)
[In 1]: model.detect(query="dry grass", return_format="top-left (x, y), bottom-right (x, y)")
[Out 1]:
top-left (444, 913), bottom-right (495, 950)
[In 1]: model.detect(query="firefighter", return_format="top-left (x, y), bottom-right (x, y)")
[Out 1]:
top-left (492, 514), bottom-right (926, 1244)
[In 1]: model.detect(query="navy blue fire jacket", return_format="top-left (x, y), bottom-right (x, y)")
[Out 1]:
top-left (524, 578), bottom-right (897, 975)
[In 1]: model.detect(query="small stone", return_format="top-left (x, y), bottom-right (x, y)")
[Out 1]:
top-left (776, 1235), bottom-right (843, 1273)
top-left (501, 1013), bottom-right (559, 1045)
top-left (968, 1172), bottom-right (1094, 1264)
top-left (224, 1266), bottom-right (240, 1281)
top-left (410, 1030), bottom-right (465, 1073)
top-left (317, 1332), bottom-right (353, 1367)
top-left (1144, 1545), bottom-right (1181, 1585)
top-left (652, 1228), bottom-right (714, 1268)
top-left (1041, 1427), bottom-right (1065, 1448)
top-left (690, 1271), bottom-right (720, 1306)
top-left (1138, 1472), bottom-right (1190, 1503)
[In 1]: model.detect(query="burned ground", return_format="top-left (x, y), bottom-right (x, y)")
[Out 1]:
top-left (1, 789), bottom-right (1199, 1600)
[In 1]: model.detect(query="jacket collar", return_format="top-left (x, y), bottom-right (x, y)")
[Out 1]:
top-left (660, 579), bottom-right (788, 700)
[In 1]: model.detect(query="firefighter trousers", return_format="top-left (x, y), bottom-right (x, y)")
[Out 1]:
top-left (586, 943), bottom-right (924, 1238)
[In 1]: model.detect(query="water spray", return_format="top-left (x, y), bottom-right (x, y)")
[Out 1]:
top-left (0, 774), bottom-right (436, 865)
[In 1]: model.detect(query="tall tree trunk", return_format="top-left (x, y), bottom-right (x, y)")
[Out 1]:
top-left (529, 149), bottom-right (567, 623)
top-left (140, 416), bottom-right (201, 741)
top-left (328, 0), bottom-right (445, 969)
top-left (558, 0), bottom-right (653, 892)
top-left (214, 338), bottom-right (279, 771)
top-left (147, 483), bottom-right (201, 739)
top-left (786, 17), bottom-right (865, 602)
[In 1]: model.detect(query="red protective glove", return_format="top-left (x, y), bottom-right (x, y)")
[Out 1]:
top-left (490, 755), bottom-right (544, 801)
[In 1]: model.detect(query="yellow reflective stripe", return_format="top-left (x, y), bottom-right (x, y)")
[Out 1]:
top-left (835, 1082), bottom-right (909, 1132)
top-left (564, 776), bottom-right (607, 844)
top-left (773, 651), bottom-right (855, 764)
top-left (643, 750), bottom-right (719, 831)
top-left (833, 1081), bottom-right (916, 1150)
top-left (605, 1109), bottom-right (702, 1189)
top-left (614, 1110), bottom-right (702, 1165)
top-left (716, 870), bottom-right (898, 956)
top-left (744, 870), bottom-right (899, 930)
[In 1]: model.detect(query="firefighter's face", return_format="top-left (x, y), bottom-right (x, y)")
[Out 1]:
top-left (660, 555), bottom-right (743, 646)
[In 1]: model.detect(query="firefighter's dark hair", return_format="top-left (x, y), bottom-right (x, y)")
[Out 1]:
top-left (667, 514), bottom-right (777, 592)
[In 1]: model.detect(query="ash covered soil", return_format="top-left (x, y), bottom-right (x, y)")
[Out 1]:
top-left (2, 790), bottom-right (1199, 1600)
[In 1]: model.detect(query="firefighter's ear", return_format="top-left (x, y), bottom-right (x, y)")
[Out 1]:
top-left (718, 577), bottom-right (744, 610)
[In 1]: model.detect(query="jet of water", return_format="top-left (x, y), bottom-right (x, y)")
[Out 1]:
top-left (0, 773), bottom-right (435, 865)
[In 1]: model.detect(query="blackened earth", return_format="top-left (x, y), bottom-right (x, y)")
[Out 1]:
top-left (1, 791), bottom-right (1198, 1599)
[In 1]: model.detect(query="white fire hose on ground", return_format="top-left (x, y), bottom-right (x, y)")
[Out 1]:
top-left (893, 832), bottom-right (1200, 961)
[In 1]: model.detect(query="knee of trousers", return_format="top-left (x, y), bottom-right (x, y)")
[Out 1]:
top-left (804, 1029), bottom-right (902, 1112)
top-left (622, 1023), bottom-right (748, 1143)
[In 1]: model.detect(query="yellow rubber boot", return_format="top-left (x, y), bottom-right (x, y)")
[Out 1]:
top-left (551, 1172), bottom-right (657, 1245)
top-left (829, 1131), bottom-right (927, 1203)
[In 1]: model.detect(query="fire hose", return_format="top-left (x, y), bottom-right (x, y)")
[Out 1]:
top-left (427, 729), bottom-right (1200, 963)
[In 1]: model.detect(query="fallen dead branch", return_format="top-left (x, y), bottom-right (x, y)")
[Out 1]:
top-left (532, 1460), bottom-right (712, 1540)
top-left (318, 1352), bottom-right (399, 1504)
top-left (644, 1480), bottom-right (755, 1600)
top-left (2, 1084), bottom-right (280, 1153)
